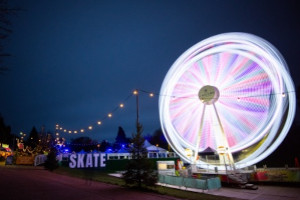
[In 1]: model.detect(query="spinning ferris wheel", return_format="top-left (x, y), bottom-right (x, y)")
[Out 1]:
top-left (159, 33), bottom-right (296, 170)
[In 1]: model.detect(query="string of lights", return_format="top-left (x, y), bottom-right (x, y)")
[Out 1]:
top-left (54, 88), bottom-right (295, 137)
top-left (55, 89), bottom-right (155, 136)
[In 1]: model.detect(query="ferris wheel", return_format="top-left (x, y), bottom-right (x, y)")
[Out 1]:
top-left (159, 33), bottom-right (296, 170)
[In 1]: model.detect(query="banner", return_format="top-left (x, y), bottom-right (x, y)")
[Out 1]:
top-left (16, 156), bottom-right (34, 165)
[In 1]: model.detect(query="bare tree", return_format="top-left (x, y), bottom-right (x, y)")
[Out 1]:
top-left (0, 0), bottom-right (18, 74)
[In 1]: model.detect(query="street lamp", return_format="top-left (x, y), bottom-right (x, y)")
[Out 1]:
top-left (133, 89), bottom-right (139, 129)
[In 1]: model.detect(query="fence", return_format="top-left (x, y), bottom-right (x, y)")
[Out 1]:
top-left (158, 175), bottom-right (221, 190)
top-left (250, 168), bottom-right (300, 182)
top-left (34, 154), bottom-right (47, 166)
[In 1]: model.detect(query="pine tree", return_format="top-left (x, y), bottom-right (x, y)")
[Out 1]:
top-left (44, 147), bottom-right (58, 171)
top-left (99, 140), bottom-right (111, 152)
top-left (123, 123), bottom-right (157, 188)
top-left (149, 128), bottom-right (168, 150)
top-left (114, 126), bottom-right (129, 149)
top-left (27, 127), bottom-right (40, 149)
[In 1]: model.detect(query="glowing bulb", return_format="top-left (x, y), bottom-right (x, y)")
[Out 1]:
top-left (64, 129), bottom-right (67, 132)
top-left (108, 113), bottom-right (112, 118)
top-left (97, 121), bottom-right (102, 125)
top-left (68, 131), bottom-right (72, 134)
top-left (59, 127), bottom-right (63, 130)
top-left (149, 93), bottom-right (154, 97)
top-left (88, 126), bottom-right (93, 130)
top-left (133, 90), bottom-right (138, 95)
top-left (80, 129), bottom-right (84, 133)
top-left (74, 131), bottom-right (78, 134)
top-left (120, 103), bottom-right (124, 108)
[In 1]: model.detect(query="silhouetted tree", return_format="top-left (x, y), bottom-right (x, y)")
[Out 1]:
top-left (0, 0), bottom-right (19, 74)
top-left (123, 123), bottom-right (157, 188)
top-left (0, 115), bottom-right (13, 147)
top-left (44, 147), bottom-right (58, 171)
top-left (99, 140), bottom-right (111, 152)
top-left (257, 122), bottom-right (300, 167)
top-left (114, 126), bottom-right (129, 149)
top-left (39, 131), bottom-right (55, 153)
top-left (70, 137), bottom-right (97, 152)
top-left (149, 128), bottom-right (168, 150)
top-left (27, 126), bottom-right (39, 149)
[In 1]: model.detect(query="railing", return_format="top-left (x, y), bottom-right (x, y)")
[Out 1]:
top-left (34, 154), bottom-right (47, 166)
top-left (158, 174), bottom-right (221, 190)
top-left (190, 163), bottom-right (256, 174)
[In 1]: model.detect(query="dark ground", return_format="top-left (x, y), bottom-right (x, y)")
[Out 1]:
top-left (0, 166), bottom-right (184, 200)
top-left (1, 165), bottom-right (300, 200)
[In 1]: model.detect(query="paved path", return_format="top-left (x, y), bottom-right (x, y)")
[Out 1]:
top-left (159, 183), bottom-right (300, 200)
top-left (206, 185), bottom-right (300, 200)
top-left (0, 166), bottom-right (184, 200)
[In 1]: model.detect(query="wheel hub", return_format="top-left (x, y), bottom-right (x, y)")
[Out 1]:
top-left (198, 85), bottom-right (220, 105)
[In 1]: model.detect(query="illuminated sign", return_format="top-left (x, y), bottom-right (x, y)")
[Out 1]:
top-left (69, 153), bottom-right (106, 168)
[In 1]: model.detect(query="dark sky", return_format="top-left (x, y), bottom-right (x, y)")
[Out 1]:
top-left (1, 0), bottom-right (299, 142)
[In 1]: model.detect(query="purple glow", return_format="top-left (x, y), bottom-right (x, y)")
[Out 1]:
top-left (169, 52), bottom-right (272, 151)
top-left (159, 33), bottom-right (296, 169)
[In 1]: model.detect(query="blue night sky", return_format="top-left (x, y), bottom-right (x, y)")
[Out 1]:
top-left (0, 0), bottom-right (299, 142)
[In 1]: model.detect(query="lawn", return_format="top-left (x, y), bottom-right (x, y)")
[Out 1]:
top-left (54, 166), bottom-right (239, 200)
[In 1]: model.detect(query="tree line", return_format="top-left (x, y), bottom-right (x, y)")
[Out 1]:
top-left (66, 126), bottom-right (168, 153)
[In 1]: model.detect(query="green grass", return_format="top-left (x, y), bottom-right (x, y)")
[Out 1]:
top-left (55, 167), bottom-right (124, 186)
top-left (54, 166), bottom-right (239, 200)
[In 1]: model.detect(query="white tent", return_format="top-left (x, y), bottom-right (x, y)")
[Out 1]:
top-left (144, 140), bottom-right (168, 158)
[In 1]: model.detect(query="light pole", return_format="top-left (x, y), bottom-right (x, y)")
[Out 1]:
top-left (133, 89), bottom-right (139, 131)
